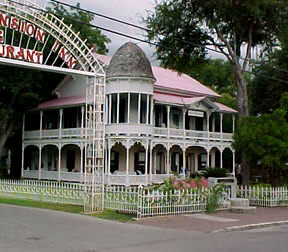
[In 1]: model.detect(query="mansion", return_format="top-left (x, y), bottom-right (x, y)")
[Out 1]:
top-left (22, 42), bottom-right (237, 185)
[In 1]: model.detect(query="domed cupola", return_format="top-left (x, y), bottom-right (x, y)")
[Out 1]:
top-left (106, 42), bottom-right (155, 81)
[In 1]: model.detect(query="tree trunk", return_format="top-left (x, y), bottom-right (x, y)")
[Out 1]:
top-left (0, 120), bottom-right (15, 162)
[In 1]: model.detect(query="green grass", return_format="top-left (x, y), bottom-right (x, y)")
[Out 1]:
top-left (91, 209), bottom-right (135, 222)
top-left (0, 197), bottom-right (135, 222)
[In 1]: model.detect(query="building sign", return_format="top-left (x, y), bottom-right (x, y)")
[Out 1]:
top-left (188, 110), bottom-right (204, 117)
top-left (0, 11), bottom-right (78, 68)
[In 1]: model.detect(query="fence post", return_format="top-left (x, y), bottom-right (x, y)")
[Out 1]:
top-left (137, 185), bottom-right (143, 219)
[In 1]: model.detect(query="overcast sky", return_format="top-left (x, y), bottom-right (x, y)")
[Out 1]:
top-left (37, 0), bottom-right (158, 62)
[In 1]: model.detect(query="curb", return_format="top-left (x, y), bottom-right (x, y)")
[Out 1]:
top-left (212, 220), bottom-right (288, 232)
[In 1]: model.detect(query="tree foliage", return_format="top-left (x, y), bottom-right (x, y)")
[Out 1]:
top-left (47, 2), bottom-right (110, 54)
top-left (233, 98), bottom-right (288, 184)
top-left (146, 0), bottom-right (288, 117)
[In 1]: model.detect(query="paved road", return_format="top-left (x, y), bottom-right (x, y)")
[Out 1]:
top-left (1, 204), bottom-right (288, 252)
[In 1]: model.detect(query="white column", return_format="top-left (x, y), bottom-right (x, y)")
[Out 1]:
top-left (59, 109), bottom-right (63, 138)
top-left (150, 96), bottom-right (154, 126)
top-left (220, 149), bottom-right (223, 168)
top-left (80, 145), bottom-right (84, 174)
top-left (146, 95), bottom-right (149, 125)
top-left (183, 109), bottom-right (186, 137)
top-left (58, 145), bottom-right (61, 181)
top-left (40, 111), bottom-right (43, 139)
top-left (166, 145), bottom-right (170, 174)
top-left (108, 143), bottom-right (111, 185)
top-left (138, 94), bottom-right (141, 124)
top-left (81, 106), bottom-right (85, 129)
top-left (38, 145), bottom-right (42, 180)
top-left (167, 106), bottom-right (170, 137)
top-left (183, 149), bottom-right (186, 178)
top-left (109, 94), bottom-right (112, 124)
top-left (117, 93), bottom-right (120, 124)
top-left (206, 148), bottom-right (210, 168)
top-left (232, 114), bottom-right (235, 133)
top-left (128, 93), bottom-right (131, 123)
top-left (232, 150), bottom-right (236, 176)
top-left (126, 145), bottom-right (130, 185)
top-left (206, 113), bottom-right (210, 132)
top-left (149, 143), bottom-right (153, 181)
top-left (145, 141), bottom-right (148, 185)
top-left (211, 149), bottom-right (216, 168)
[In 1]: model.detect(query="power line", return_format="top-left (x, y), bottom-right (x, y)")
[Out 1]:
top-left (4, 0), bottom-right (288, 84)
top-left (50, 0), bottom-right (288, 77)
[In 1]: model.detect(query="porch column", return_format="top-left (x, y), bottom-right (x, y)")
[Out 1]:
top-left (183, 109), bottom-right (186, 137)
top-left (117, 93), bottom-right (120, 124)
top-left (59, 109), bottom-right (63, 138)
top-left (108, 141), bottom-right (111, 185)
top-left (80, 144), bottom-right (84, 174)
top-left (149, 144), bottom-right (153, 181)
top-left (126, 145), bottom-right (130, 186)
top-left (232, 114), bottom-right (236, 133)
top-left (166, 144), bottom-right (170, 174)
top-left (211, 149), bottom-right (216, 168)
top-left (127, 93), bottom-right (131, 123)
top-left (58, 145), bottom-right (61, 181)
top-left (220, 149), bottom-right (223, 168)
top-left (109, 94), bottom-right (112, 124)
top-left (194, 153), bottom-right (198, 172)
top-left (38, 144), bottom-right (42, 180)
top-left (150, 96), bottom-right (154, 126)
top-left (145, 141), bottom-right (149, 185)
top-left (206, 112), bottom-right (210, 133)
top-left (81, 106), bottom-right (85, 134)
top-left (146, 95), bottom-right (149, 125)
top-left (183, 148), bottom-right (186, 178)
top-left (232, 150), bottom-right (236, 176)
top-left (138, 94), bottom-right (141, 124)
top-left (220, 113), bottom-right (223, 140)
top-left (167, 106), bottom-right (170, 137)
top-left (40, 111), bottom-right (43, 139)
top-left (206, 148), bottom-right (210, 168)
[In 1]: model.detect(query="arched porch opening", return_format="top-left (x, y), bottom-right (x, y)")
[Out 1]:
top-left (61, 144), bottom-right (81, 173)
top-left (185, 146), bottom-right (207, 174)
top-left (24, 145), bottom-right (39, 171)
top-left (110, 143), bottom-right (126, 174)
top-left (209, 147), bottom-right (221, 168)
top-left (152, 144), bottom-right (167, 174)
top-left (170, 145), bottom-right (183, 174)
top-left (223, 148), bottom-right (234, 173)
top-left (130, 142), bottom-right (146, 175)
top-left (41, 145), bottom-right (58, 171)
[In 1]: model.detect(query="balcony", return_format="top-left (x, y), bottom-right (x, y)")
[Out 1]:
top-left (23, 128), bottom-right (94, 140)
top-left (153, 127), bottom-right (233, 141)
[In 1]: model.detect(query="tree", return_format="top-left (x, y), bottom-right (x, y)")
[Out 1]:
top-left (47, 2), bottom-right (110, 54)
top-left (145, 0), bottom-right (288, 184)
top-left (0, 3), bottom-right (110, 173)
top-left (249, 46), bottom-right (288, 115)
top-left (233, 102), bottom-right (288, 185)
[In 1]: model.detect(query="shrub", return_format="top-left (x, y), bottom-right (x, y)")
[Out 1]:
top-left (202, 167), bottom-right (228, 178)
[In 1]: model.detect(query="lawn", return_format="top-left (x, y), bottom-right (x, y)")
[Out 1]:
top-left (0, 197), bottom-right (135, 222)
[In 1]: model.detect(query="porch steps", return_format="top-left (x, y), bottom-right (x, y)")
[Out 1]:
top-left (230, 198), bottom-right (256, 214)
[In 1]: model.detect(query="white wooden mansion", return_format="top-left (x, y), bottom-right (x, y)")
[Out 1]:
top-left (22, 42), bottom-right (237, 185)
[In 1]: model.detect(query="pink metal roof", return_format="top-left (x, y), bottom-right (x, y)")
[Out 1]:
top-left (94, 54), bottom-right (220, 98)
top-left (214, 102), bottom-right (237, 113)
top-left (153, 93), bottom-right (207, 105)
top-left (37, 96), bottom-right (85, 109)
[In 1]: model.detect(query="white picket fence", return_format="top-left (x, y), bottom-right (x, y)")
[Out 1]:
top-left (0, 179), bottom-right (85, 205)
top-left (238, 185), bottom-right (288, 207)
top-left (103, 186), bottom-right (231, 218)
